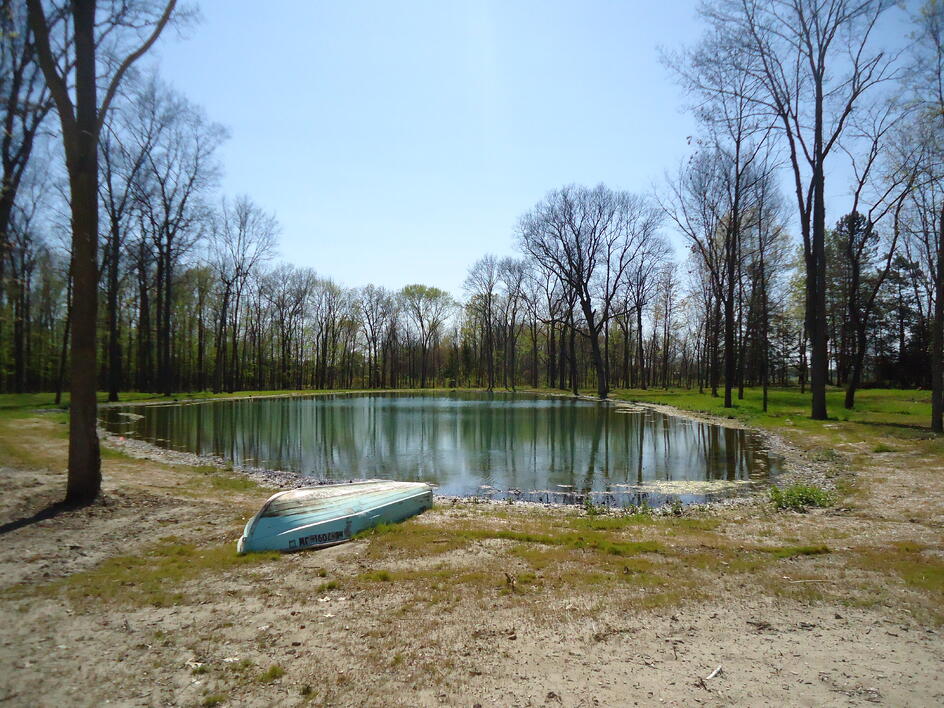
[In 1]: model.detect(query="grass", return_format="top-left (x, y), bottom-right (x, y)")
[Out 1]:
top-left (603, 386), bottom-right (934, 432)
top-left (848, 541), bottom-right (944, 624)
top-left (258, 664), bottom-right (285, 683)
top-left (761, 544), bottom-right (831, 559)
top-left (29, 538), bottom-right (282, 609)
top-left (769, 484), bottom-right (834, 511)
top-left (348, 506), bottom-right (845, 612)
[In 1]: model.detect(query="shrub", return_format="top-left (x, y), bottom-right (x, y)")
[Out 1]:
top-left (769, 484), bottom-right (833, 512)
top-left (258, 664), bottom-right (285, 683)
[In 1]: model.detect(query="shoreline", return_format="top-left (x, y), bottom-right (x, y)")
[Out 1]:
top-left (97, 391), bottom-right (834, 513)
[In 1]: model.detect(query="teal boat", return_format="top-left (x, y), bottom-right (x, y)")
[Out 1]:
top-left (237, 480), bottom-right (434, 553)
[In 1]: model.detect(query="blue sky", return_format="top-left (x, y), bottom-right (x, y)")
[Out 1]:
top-left (150, 1), bottom-right (913, 297)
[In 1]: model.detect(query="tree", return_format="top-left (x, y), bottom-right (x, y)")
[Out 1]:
top-left (99, 76), bottom-right (165, 401)
top-left (0, 0), bottom-right (55, 363)
top-left (27, 0), bottom-right (178, 504)
top-left (909, 0), bottom-right (944, 432)
top-left (518, 184), bottom-right (662, 399)
top-left (211, 196), bottom-right (278, 392)
top-left (135, 79), bottom-right (224, 395)
top-left (399, 284), bottom-right (453, 388)
top-left (464, 255), bottom-right (499, 390)
top-left (697, 0), bottom-right (897, 419)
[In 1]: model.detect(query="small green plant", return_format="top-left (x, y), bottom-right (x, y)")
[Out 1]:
top-left (811, 448), bottom-right (841, 463)
top-left (669, 498), bottom-right (683, 516)
top-left (583, 496), bottom-right (605, 516)
top-left (201, 695), bottom-right (226, 707)
top-left (763, 544), bottom-right (831, 559)
top-left (360, 569), bottom-right (393, 582)
top-left (258, 664), bottom-right (285, 683)
top-left (769, 484), bottom-right (833, 512)
top-left (316, 579), bottom-right (339, 592)
top-left (872, 443), bottom-right (896, 453)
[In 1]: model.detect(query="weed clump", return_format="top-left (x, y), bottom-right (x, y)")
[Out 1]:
top-left (583, 497), bottom-right (606, 516)
top-left (258, 664), bottom-right (285, 683)
top-left (769, 484), bottom-right (833, 512)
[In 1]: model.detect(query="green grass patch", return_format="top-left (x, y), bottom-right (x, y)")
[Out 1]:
top-left (848, 542), bottom-right (944, 624)
top-left (769, 484), bottom-right (833, 511)
top-left (258, 664), bottom-right (285, 683)
top-left (36, 538), bottom-right (281, 609)
top-left (761, 544), bottom-right (831, 559)
top-left (359, 569), bottom-right (393, 582)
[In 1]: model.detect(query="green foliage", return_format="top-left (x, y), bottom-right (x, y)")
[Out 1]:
top-left (258, 664), bottom-right (285, 683)
top-left (762, 544), bottom-right (831, 559)
top-left (359, 569), bottom-right (393, 582)
top-left (583, 496), bottom-right (606, 516)
top-left (769, 484), bottom-right (833, 512)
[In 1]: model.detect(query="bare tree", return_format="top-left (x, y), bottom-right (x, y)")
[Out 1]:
top-left (697, 0), bottom-right (898, 419)
top-left (464, 255), bottom-right (499, 390)
top-left (399, 284), bottom-right (453, 388)
top-left (518, 184), bottom-right (662, 399)
top-left (27, 0), bottom-right (178, 504)
top-left (837, 102), bottom-right (925, 409)
top-left (360, 284), bottom-right (394, 389)
top-left (211, 196), bottom-right (278, 392)
top-left (1, 1), bottom-right (57, 359)
top-left (135, 79), bottom-right (224, 395)
top-left (498, 257), bottom-right (527, 390)
top-left (98, 75), bottom-right (166, 401)
top-left (908, 0), bottom-right (944, 431)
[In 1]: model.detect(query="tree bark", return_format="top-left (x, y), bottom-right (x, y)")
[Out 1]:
top-left (932, 204), bottom-right (944, 433)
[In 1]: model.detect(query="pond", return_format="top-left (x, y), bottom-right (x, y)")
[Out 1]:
top-left (100, 391), bottom-right (782, 507)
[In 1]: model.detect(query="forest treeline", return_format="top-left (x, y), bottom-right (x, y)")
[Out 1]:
top-left (0, 1), bottom-right (942, 502)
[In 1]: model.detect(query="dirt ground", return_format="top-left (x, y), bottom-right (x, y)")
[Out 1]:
top-left (0, 405), bottom-right (942, 707)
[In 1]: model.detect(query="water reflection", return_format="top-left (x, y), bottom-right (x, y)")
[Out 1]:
top-left (101, 392), bottom-right (780, 506)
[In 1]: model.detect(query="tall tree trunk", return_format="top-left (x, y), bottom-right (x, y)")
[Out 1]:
top-left (931, 204), bottom-right (944, 433)
top-left (636, 305), bottom-right (646, 390)
top-left (55, 266), bottom-right (73, 405)
top-left (106, 219), bottom-right (121, 401)
top-left (63, 1), bottom-right (101, 504)
top-left (724, 259), bottom-right (735, 408)
top-left (12, 261), bottom-right (25, 394)
top-left (161, 252), bottom-right (173, 395)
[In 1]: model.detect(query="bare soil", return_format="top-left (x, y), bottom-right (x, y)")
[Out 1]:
top-left (0, 406), bottom-right (942, 707)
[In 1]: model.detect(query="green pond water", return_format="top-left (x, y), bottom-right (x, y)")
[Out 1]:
top-left (100, 391), bottom-right (781, 506)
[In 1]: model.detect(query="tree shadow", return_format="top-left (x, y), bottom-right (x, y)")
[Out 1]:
top-left (0, 500), bottom-right (77, 537)
top-left (853, 420), bottom-right (934, 433)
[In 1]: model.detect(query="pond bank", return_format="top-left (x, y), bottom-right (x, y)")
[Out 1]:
top-left (99, 389), bottom-right (821, 510)
top-left (0, 389), bottom-right (942, 706)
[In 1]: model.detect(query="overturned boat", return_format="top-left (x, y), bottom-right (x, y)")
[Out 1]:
top-left (237, 480), bottom-right (434, 553)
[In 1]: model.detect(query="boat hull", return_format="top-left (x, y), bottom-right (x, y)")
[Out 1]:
top-left (237, 480), bottom-right (433, 553)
